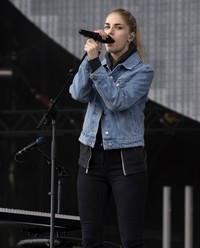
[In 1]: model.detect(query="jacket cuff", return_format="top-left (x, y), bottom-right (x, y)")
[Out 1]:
top-left (88, 58), bottom-right (101, 73)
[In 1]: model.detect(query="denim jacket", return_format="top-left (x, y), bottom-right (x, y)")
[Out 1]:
top-left (69, 51), bottom-right (154, 150)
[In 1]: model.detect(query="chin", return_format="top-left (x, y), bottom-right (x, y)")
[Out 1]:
top-left (106, 47), bottom-right (115, 53)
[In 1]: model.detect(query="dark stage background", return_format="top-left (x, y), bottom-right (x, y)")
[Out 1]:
top-left (0, 1), bottom-right (200, 247)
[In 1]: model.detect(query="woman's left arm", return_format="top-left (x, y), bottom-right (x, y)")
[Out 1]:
top-left (90, 65), bottom-right (154, 111)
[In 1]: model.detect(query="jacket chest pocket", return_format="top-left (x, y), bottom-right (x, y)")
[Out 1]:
top-left (115, 77), bottom-right (131, 88)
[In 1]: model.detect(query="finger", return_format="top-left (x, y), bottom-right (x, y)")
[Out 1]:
top-left (94, 30), bottom-right (108, 40)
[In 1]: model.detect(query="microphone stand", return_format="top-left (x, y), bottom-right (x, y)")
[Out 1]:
top-left (36, 148), bottom-right (68, 214)
top-left (36, 52), bottom-right (87, 248)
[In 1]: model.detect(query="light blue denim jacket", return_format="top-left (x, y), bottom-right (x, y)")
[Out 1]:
top-left (69, 51), bottom-right (154, 150)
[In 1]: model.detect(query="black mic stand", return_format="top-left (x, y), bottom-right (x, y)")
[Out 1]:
top-left (36, 148), bottom-right (68, 214)
top-left (36, 52), bottom-right (87, 248)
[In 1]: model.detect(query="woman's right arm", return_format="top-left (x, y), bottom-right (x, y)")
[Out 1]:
top-left (69, 58), bottom-right (93, 102)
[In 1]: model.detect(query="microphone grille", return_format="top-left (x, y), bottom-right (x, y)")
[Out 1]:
top-left (36, 137), bottom-right (46, 145)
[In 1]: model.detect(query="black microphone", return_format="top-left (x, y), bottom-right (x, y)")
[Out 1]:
top-left (16, 137), bottom-right (46, 155)
top-left (79, 29), bottom-right (115, 43)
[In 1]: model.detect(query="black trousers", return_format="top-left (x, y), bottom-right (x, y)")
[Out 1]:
top-left (77, 146), bottom-right (147, 248)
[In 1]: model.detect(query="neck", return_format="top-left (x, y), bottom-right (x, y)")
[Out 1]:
top-left (110, 49), bottom-right (128, 62)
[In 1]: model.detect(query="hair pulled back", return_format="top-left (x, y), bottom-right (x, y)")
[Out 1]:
top-left (107, 8), bottom-right (145, 61)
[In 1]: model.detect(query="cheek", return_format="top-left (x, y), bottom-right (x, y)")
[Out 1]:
top-left (117, 38), bottom-right (129, 48)
top-left (118, 35), bottom-right (129, 44)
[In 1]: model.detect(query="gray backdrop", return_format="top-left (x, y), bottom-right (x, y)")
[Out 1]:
top-left (9, 0), bottom-right (200, 122)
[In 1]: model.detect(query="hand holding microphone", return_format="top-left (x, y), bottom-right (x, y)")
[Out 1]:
top-left (79, 29), bottom-right (114, 60)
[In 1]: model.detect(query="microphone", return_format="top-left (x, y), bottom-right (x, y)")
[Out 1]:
top-left (79, 29), bottom-right (115, 43)
top-left (16, 137), bottom-right (46, 155)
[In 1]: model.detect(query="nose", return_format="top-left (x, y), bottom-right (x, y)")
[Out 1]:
top-left (107, 26), bottom-right (114, 35)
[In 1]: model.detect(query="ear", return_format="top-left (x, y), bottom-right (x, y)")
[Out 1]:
top-left (128, 32), bottom-right (135, 42)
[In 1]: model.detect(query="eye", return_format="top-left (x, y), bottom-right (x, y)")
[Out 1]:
top-left (116, 26), bottom-right (123, 30)
top-left (104, 25), bottom-right (110, 30)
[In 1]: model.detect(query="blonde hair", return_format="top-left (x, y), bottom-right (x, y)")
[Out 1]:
top-left (107, 8), bottom-right (145, 61)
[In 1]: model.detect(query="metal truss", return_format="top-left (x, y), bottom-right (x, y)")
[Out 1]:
top-left (144, 103), bottom-right (200, 135)
top-left (0, 108), bottom-right (85, 137)
top-left (0, 105), bottom-right (199, 138)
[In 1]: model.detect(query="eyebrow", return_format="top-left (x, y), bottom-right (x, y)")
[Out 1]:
top-left (104, 23), bottom-right (124, 26)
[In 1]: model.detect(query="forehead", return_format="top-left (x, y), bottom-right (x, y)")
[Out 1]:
top-left (105, 12), bottom-right (126, 25)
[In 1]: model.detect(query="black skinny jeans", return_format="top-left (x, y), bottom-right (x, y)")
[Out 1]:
top-left (77, 146), bottom-right (148, 248)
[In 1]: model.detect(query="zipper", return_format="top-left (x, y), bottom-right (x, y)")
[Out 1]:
top-left (85, 147), bottom-right (92, 174)
top-left (120, 149), bottom-right (126, 176)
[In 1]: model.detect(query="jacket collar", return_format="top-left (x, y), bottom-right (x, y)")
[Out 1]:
top-left (102, 48), bottom-right (141, 70)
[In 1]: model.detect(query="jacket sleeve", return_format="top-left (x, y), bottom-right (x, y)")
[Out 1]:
top-left (69, 58), bottom-right (94, 103)
top-left (90, 64), bottom-right (154, 112)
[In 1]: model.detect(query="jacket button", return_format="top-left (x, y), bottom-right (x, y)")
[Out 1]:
top-left (105, 131), bottom-right (109, 135)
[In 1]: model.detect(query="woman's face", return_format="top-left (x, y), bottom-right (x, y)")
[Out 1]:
top-left (104, 12), bottom-right (133, 61)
